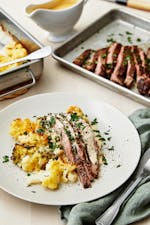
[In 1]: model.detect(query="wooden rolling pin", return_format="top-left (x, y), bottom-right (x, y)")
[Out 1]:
top-left (104, 0), bottom-right (150, 12)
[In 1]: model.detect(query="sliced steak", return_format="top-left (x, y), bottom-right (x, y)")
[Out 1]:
top-left (57, 113), bottom-right (95, 182)
top-left (106, 42), bottom-right (122, 77)
top-left (110, 46), bottom-right (129, 85)
top-left (137, 74), bottom-right (150, 96)
top-left (94, 48), bottom-right (108, 77)
top-left (82, 50), bottom-right (97, 72)
top-left (133, 46), bottom-right (144, 77)
top-left (75, 160), bottom-right (91, 188)
top-left (133, 46), bottom-right (150, 96)
top-left (138, 47), bottom-right (147, 72)
top-left (53, 117), bottom-right (75, 163)
top-left (73, 49), bottom-right (91, 66)
top-left (54, 114), bottom-right (92, 188)
top-left (73, 117), bottom-right (100, 178)
top-left (124, 46), bottom-right (135, 88)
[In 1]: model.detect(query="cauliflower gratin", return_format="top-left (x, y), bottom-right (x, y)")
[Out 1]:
top-left (10, 106), bottom-right (104, 190)
top-left (0, 24), bottom-right (28, 72)
top-left (0, 41), bottom-right (28, 72)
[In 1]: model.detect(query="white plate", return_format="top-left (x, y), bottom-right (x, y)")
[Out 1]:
top-left (0, 92), bottom-right (141, 205)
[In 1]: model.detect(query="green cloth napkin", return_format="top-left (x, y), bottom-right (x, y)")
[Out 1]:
top-left (60, 108), bottom-right (150, 225)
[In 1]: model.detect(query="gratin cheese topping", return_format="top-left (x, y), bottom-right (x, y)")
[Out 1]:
top-left (0, 41), bottom-right (28, 72)
top-left (10, 106), bottom-right (104, 190)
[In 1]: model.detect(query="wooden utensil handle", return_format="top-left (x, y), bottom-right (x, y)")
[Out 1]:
top-left (127, 0), bottom-right (150, 11)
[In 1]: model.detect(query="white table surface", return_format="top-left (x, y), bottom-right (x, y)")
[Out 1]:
top-left (0, 0), bottom-right (149, 224)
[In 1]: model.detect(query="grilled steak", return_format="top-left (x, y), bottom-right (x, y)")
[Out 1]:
top-left (44, 112), bottom-right (103, 188)
top-left (82, 50), bottom-right (97, 72)
top-left (106, 42), bottom-right (122, 77)
top-left (137, 74), bottom-right (150, 96)
top-left (73, 49), bottom-right (91, 66)
top-left (124, 46), bottom-right (135, 88)
top-left (95, 48), bottom-right (108, 77)
top-left (72, 42), bottom-right (150, 96)
top-left (110, 46), bottom-right (129, 85)
top-left (57, 114), bottom-right (95, 184)
top-left (68, 114), bottom-right (100, 178)
top-left (133, 46), bottom-right (150, 96)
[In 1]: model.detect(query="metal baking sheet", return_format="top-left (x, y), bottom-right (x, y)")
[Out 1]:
top-left (52, 9), bottom-right (150, 106)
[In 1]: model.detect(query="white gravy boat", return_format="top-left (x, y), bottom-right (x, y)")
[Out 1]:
top-left (25, 0), bottom-right (87, 42)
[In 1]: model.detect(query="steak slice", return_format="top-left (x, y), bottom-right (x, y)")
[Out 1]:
top-left (110, 46), bottom-right (129, 85)
top-left (124, 46), bottom-right (135, 88)
top-left (82, 50), bottom-right (97, 72)
top-left (138, 47), bottom-right (147, 71)
top-left (94, 48), bottom-right (108, 77)
top-left (106, 42), bottom-right (122, 77)
top-left (57, 113), bottom-right (95, 183)
top-left (133, 46), bottom-right (150, 96)
top-left (133, 46), bottom-right (145, 77)
top-left (66, 113), bottom-right (101, 179)
top-left (73, 49), bottom-right (91, 66)
top-left (137, 74), bottom-right (150, 96)
top-left (74, 117), bottom-right (100, 178)
top-left (54, 114), bottom-right (92, 188)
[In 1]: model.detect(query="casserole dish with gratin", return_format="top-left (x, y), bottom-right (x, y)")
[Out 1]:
top-left (0, 8), bottom-right (43, 100)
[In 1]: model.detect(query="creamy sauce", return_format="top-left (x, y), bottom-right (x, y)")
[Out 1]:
top-left (26, 0), bottom-right (79, 13)
top-left (50, 0), bottom-right (79, 10)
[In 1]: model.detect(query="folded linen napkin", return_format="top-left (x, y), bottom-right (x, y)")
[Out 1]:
top-left (60, 108), bottom-right (150, 225)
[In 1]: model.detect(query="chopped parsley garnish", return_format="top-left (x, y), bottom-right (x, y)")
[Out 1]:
top-left (126, 31), bottom-right (132, 35)
top-left (76, 122), bottom-right (84, 129)
top-left (107, 38), bottom-right (116, 43)
top-left (127, 36), bottom-right (132, 44)
top-left (70, 113), bottom-right (80, 122)
top-left (49, 142), bottom-right (58, 151)
top-left (136, 38), bottom-right (141, 42)
top-left (24, 131), bottom-right (28, 135)
top-left (65, 128), bottom-right (75, 142)
top-left (104, 132), bottom-right (109, 135)
top-left (113, 53), bottom-right (117, 58)
top-left (102, 155), bottom-right (108, 165)
top-left (2, 155), bottom-right (9, 163)
top-left (36, 128), bottom-right (45, 134)
top-left (97, 136), bottom-right (106, 141)
top-left (107, 137), bottom-right (112, 141)
top-left (27, 173), bottom-right (31, 176)
top-left (108, 146), bottom-right (114, 151)
top-left (123, 60), bottom-right (128, 66)
top-left (49, 116), bottom-right (56, 127)
top-left (116, 164), bottom-right (121, 168)
top-left (93, 129), bottom-right (100, 133)
top-left (102, 53), bottom-right (107, 59)
top-left (106, 63), bottom-right (113, 69)
top-left (125, 55), bottom-right (131, 61)
top-left (91, 118), bottom-right (98, 125)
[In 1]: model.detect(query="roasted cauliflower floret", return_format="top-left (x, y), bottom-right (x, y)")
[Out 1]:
top-left (9, 118), bottom-right (36, 139)
top-left (27, 158), bottom-right (78, 190)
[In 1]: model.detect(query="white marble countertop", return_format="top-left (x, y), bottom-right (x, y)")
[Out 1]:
top-left (0, 0), bottom-right (149, 224)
